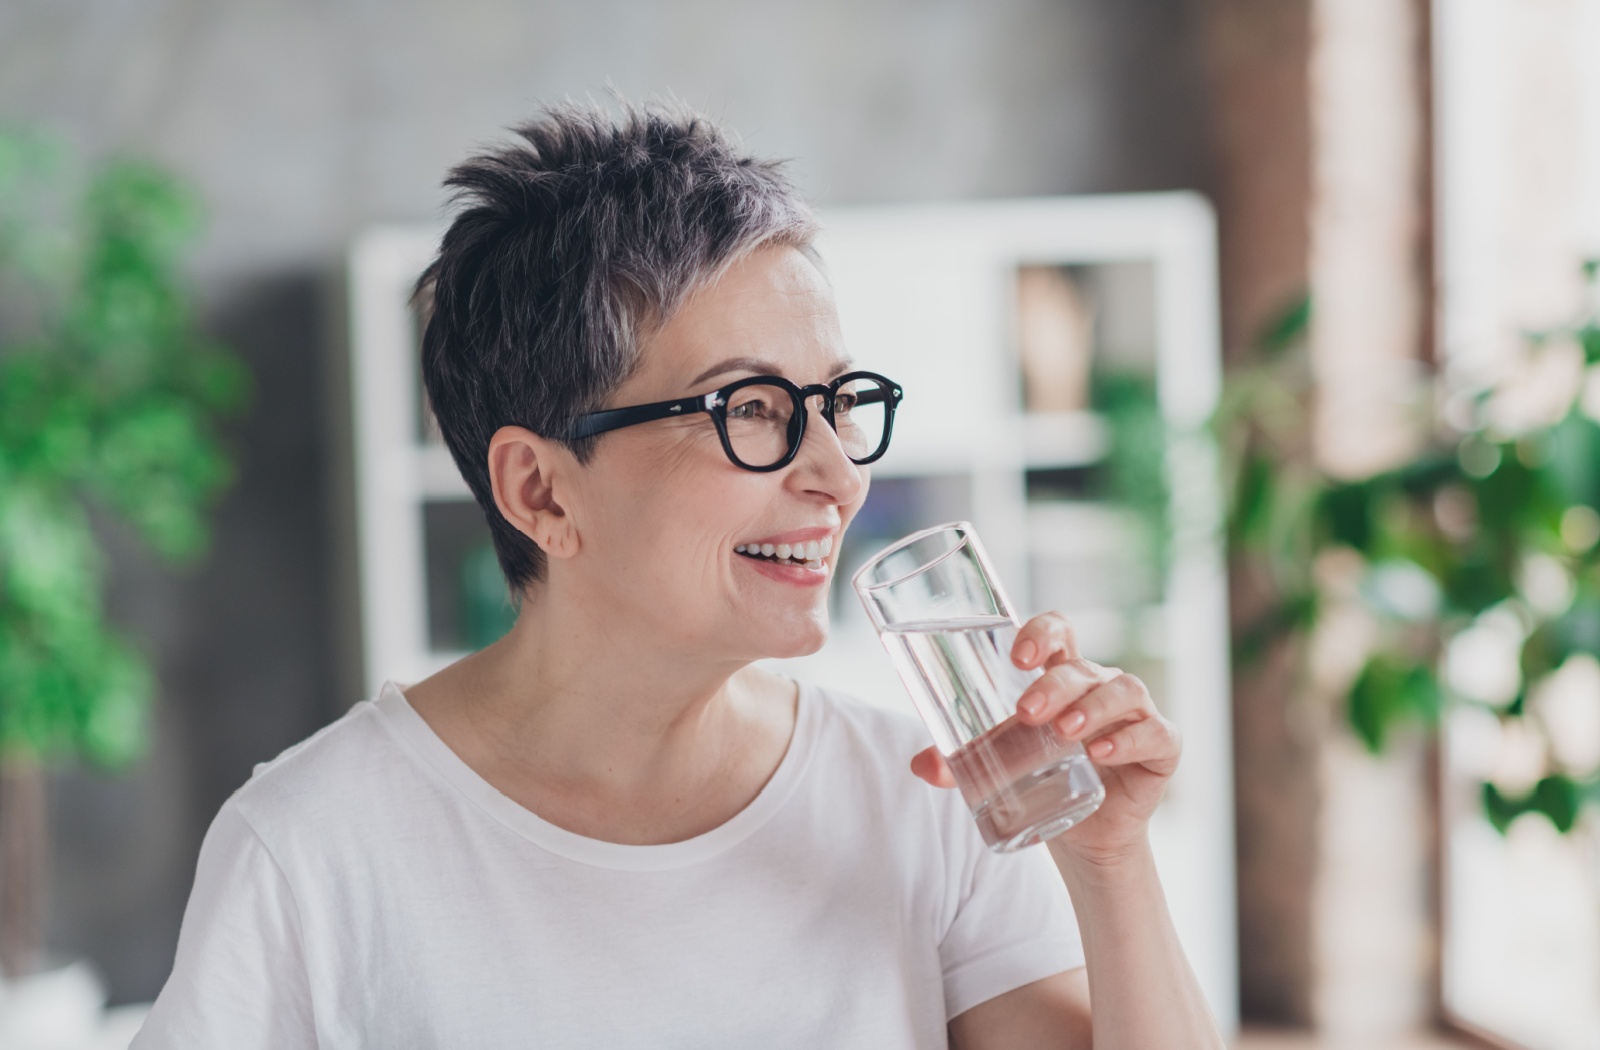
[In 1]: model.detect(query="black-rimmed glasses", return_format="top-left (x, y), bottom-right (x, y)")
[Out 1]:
top-left (569, 370), bottom-right (904, 472)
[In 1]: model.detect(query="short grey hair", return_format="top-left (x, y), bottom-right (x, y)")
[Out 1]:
top-left (414, 101), bottom-right (818, 597)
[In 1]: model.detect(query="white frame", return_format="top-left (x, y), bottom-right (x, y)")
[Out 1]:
top-left (346, 193), bottom-right (1237, 1036)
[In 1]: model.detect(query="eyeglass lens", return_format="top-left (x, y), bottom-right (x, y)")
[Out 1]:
top-left (722, 376), bottom-right (892, 468)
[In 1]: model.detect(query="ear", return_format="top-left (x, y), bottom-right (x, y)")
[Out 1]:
top-left (486, 426), bottom-right (581, 560)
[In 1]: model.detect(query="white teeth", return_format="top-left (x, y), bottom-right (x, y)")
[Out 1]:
top-left (737, 537), bottom-right (833, 562)
top-left (804, 559), bottom-right (823, 570)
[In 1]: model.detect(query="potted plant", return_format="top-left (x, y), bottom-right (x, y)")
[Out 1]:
top-left (0, 128), bottom-right (246, 977)
top-left (1219, 279), bottom-right (1600, 832)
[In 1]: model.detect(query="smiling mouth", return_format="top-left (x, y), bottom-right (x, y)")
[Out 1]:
top-left (735, 536), bottom-right (833, 570)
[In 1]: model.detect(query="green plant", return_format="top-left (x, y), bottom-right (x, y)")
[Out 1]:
top-left (1094, 368), bottom-right (1170, 582)
top-left (0, 128), bottom-right (246, 973)
top-left (1217, 279), bottom-right (1600, 835)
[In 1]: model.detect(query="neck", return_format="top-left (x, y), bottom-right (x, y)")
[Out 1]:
top-left (417, 572), bottom-right (790, 800)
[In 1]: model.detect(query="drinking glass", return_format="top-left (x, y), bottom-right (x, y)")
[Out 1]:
top-left (852, 521), bottom-right (1106, 852)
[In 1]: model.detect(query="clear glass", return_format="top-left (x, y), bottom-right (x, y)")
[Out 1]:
top-left (852, 521), bottom-right (1106, 852)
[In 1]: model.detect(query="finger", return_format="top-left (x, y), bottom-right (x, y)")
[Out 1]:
top-left (910, 746), bottom-right (957, 788)
top-left (1011, 612), bottom-right (1078, 670)
top-left (1050, 673), bottom-right (1152, 740)
top-left (1016, 659), bottom-right (1119, 724)
top-left (1083, 715), bottom-right (1182, 776)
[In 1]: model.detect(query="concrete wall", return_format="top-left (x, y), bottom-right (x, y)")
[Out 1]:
top-left (0, 0), bottom-right (1214, 1003)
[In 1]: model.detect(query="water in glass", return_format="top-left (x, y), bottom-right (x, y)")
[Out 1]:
top-left (880, 615), bottom-right (1106, 851)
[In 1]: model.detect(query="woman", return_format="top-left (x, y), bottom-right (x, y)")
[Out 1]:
top-left (135, 103), bottom-right (1223, 1049)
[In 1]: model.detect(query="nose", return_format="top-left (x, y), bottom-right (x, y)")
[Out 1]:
top-left (789, 395), bottom-right (865, 503)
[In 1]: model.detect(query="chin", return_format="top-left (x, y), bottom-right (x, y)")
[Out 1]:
top-left (747, 612), bottom-right (830, 662)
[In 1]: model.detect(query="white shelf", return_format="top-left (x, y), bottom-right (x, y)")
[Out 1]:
top-left (1021, 411), bottom-right (1108, 467)
top-left (1025, 500), bottom-right (1135, 553)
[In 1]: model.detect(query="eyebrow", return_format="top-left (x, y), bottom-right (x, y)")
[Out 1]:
top-left (689, 355), bottom-right (856, 388)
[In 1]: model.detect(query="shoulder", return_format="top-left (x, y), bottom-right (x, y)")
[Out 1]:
top-left (801, 682), bottom-right (930, 764)
top-left (795, 681), bottom-right (964, 837)
top-left (219, 689), bottom-right (420, 845)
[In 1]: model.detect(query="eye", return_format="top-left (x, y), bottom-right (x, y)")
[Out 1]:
top-left (727, 393), bottom-right (781, 421)
top-left (834, 391), bottom-right (859, 413)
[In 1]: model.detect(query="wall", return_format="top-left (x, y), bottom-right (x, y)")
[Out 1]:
top-left (0, 0), bottom-right (1215, 1003)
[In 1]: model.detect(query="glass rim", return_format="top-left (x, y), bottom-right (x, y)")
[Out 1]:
top-left (850, 520), bottom-right (977, 594)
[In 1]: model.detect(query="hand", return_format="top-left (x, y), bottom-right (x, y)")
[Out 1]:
top-left (909, 611), bottom-right (1181, 866)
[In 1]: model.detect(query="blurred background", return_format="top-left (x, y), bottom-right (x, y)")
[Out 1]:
top-left (1, 1), bottom-right (1598, 1048)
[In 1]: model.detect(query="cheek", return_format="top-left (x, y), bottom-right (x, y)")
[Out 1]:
top-left (589, 437), bottom-right (766, 568)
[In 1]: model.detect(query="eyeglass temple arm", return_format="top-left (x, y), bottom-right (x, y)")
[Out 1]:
top-left (568, 393), bottom-right (716, 441)
top-left (852, 386), bottom-right (900, 406)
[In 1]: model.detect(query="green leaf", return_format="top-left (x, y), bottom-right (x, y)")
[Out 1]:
top-left (0, 484), bottom-right (100, 622)
top-left (1533, 774), bottom-right (1580, 833)
top-left (79, 636), bottom-right (151, 767)
top-left (1557, 591), bottom-right (1600, 657)
top-left (1347, 655), bottom-right (1441, 752)
top-left (82, 160), bottom-right (201, 266)
top-left (1479, 775), bottom-right (1587, 834)
top-left (1521, 620), bottom-right (1569, 683)
top-left (1255, 294), bottom-right (1312, 358)
top-left (1320, 481), bottom-right (1375, 553)
top-left (1231, 450), bottom-right (1275, 547)
top-left (1232, 590), bottom-right (1318, 667)
top-left (1482, 781), bottom-right (1522, 835)
top-left (1439, 544), bottom-right (1515, 618)
top-left (186, 346), bottom-right (252, 415)
top-left (1580, 324), bottom-right (1600, 365)
top-left (1543, 409), bottom-right (1600, 509)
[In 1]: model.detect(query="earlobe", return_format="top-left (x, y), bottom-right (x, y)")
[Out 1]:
top-left (487, 426), bottom-right (581, 560)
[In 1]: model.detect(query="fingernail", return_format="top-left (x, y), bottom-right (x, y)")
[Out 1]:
top-left (1019, 694), bottom-right (1046, 718)
top-left (1089, 738), bottom-right (1113, 758)
top-left (1016, 640), bottom-right (1038, 666)
top-left (1063, 710), bottom-right (1086, 735)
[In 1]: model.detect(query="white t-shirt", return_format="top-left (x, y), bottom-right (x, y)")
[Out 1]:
top-left (133, 680), bottom-right (1084, 1049)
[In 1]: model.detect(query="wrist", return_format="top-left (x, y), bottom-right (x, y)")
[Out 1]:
top-left (1046, 832), bottom-right (1157, 889)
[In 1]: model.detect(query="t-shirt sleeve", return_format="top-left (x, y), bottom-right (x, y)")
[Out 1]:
top-left (937, 823), bottom-right (1086, 1020)
top-left (131, 802), bottom-right (317, 1049)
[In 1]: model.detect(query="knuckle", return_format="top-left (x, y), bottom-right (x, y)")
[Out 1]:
top-left (1039, 611), bottom-right (1078, 646)
top-left (1037, 670), bottom-right (1075, 707)
top-left (1112, 673), bottom-right (1153, 708)
top-left (1105, 672), bottom-right (1139, 702)
top-left (1079, 681), bottom-right (1115, 714)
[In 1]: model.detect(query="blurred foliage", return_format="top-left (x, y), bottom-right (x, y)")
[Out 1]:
top-left (1216, 275), bottom-right (1600, 834)
top-left (0, 128), bottom-right (247, 767)
top-left (1094, 369), bottom-right (1170, 582)
top-left (461, 543), bottom-right (517, 650)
